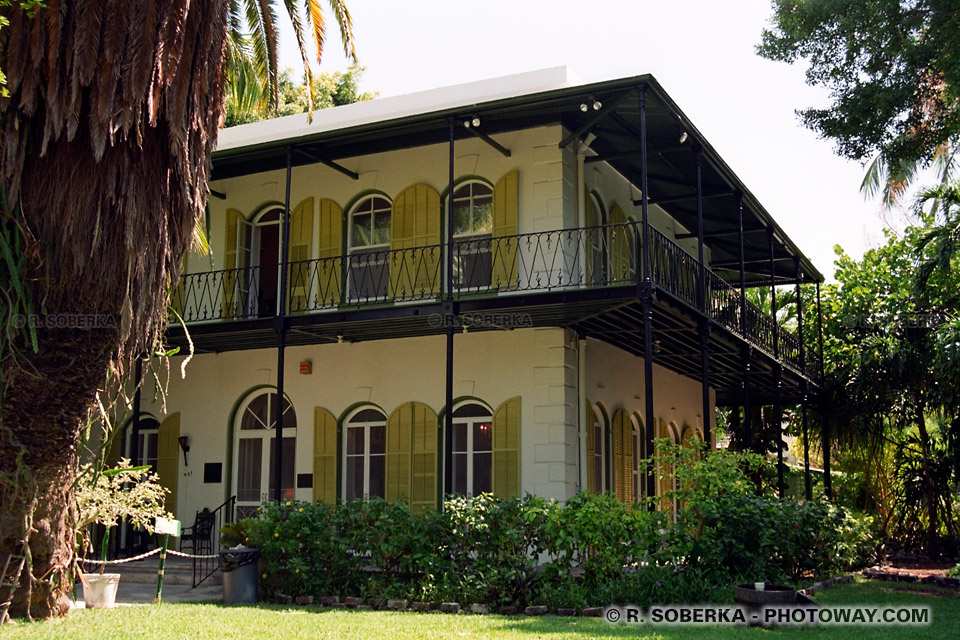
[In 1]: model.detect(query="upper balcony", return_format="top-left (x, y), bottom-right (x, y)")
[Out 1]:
top-left (169, 219), bottom-right (821, 403)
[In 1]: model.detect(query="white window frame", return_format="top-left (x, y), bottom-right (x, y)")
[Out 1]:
top-left (449, 402), bottom-right (494, 497)
top-left (342, 407), bottom-right (387, 502)
top-left (449, 181), bottom-right (494, 292)
top-left (347, 195), bottom-right (392, 301)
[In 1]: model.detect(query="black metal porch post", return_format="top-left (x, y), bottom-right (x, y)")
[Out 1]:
top-left (130, 355), bottom-right (143, 466)
top-left (123, 355), bottom-right (144, 555)
top-left (273, 145), bottom-right (293, 502)
top-left (638, 85), bottom-right (656, 503)
top-left (737, 193), bottom-right (752, 450)
top-left (795, 259), bottom-right (811, 501)
top-left (695, 147), bottom-right (711, 449)
top-left (442, 117), bottom-right (456, 509)
top-left (770, 231), bottom-right (784, 498)
top-left (816, 281), bottom-right (831, 499)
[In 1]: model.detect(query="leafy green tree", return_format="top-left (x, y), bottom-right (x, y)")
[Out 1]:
top-left (820, 224), bottom-right (960, 555)
top-left (0, 0), bottom-right (355, 620)
top-left (224, 64), bottom-right (376, 127)
top-left (758, 0), bottom-right (960, 169)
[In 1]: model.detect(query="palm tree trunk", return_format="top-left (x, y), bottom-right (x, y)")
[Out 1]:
top-left (1, 327), bottom-right (116, 619)
top-left (0, 0), bottom-right (230, 618)
top-left (914, 406), bottom-right (941, 557)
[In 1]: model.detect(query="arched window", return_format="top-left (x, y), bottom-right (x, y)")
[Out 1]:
top-left (449, 402), bottom-right (493, 497)
top-left (127, 416), bottom-right (160, 470)
top-left (347, 195), bottom-right (392, 300)
top-left (233, 390), bottom-right (297, 518)
top-left (344, 407), bottom-right (387, 501)
top-left (586, 192), bottom-right (606, 285)
top-left (451, 181), bottom-right (493, 289)
top-left (592, 404), bottom-right (606, 494)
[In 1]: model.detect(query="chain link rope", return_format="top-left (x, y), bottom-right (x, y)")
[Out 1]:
top-left (81, 547), bottom-right (221, 564)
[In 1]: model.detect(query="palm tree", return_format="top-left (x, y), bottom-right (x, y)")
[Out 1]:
top-left (0, 1), bottom-right (354, 620)
top-left (861, 138), bottom-right (957, 211)
top-left (915, 180), bottom-right (960, 297)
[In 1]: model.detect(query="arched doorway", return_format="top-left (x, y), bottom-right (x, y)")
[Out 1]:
top-left (233, 389), bottom-right (297, 518)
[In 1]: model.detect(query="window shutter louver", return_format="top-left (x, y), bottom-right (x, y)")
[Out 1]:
top-left (317, 199), bottom-right (343, 307)
top-left (410, 402), bottom-right (438, 512)
top-left (313, 407), bottom-right (338, 504)
top-left (586, 401), bottom-right (596, 494)
top-left (222, 209), bottom-right (243, 318)
top-left (608, 204), bottom-right (633, 283)
top-left (492, 396), bottom-right (521, 498)
top-left (622, 414), bottom-right (634, 504)
top-left (385, 404), bottom-right (413, 503)
top-left (390, 184), bottom-right (441, 299)
top-left (492, 170), bottom-right (519, 290)
top-left (612, 409), bottom-right (624, 500)
top-left (287, 198), bottom-right (314, 314)
top-left (157, 413), bottom-right (180, 517)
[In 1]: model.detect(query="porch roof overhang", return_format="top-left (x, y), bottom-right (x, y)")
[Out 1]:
top-left (210, 71), bottom-right (823, 285)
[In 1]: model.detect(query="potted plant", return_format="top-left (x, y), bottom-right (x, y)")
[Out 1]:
top-left (74, 458), bottom-right (170, 608)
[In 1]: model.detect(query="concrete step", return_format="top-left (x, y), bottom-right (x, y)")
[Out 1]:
top-left (88, 557), bottom-right (222, 586)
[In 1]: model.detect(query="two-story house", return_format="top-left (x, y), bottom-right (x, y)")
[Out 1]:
top-left (122, 68), bottom-right (824, 546)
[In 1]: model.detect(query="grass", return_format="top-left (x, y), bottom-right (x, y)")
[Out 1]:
top-left (3, 580), bottom-right (958, 640)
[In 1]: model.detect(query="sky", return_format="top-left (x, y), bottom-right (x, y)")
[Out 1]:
top-left (278, 0), bottom-right (897, 281)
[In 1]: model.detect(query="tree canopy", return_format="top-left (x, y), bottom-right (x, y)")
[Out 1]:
top-left (758, 0), bottom-right (960, 168)
top-left (819, 204), bottom-right (960, 554)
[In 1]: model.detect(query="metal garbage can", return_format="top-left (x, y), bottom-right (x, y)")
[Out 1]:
top-left (220, 547), bottom-right (260, 604)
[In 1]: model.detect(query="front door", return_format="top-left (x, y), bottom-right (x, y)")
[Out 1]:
top-left (234, 391), bottom-right (297, 519)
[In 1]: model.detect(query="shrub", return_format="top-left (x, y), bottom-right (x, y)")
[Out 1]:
top-left (243, 447), bottom-right (876, 605)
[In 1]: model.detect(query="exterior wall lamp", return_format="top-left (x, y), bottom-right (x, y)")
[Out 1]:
top-left (178, 435), bottom-right (190, 466)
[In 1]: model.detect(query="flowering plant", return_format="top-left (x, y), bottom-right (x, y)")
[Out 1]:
top-left (75, 458), bottom-right (170, 572)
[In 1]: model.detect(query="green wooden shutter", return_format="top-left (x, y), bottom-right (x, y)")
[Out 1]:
top-left (385, 404), bottom-right (413, 503)
top-left (287, 198), bottom-right (314, 314)
top-left (221, 209), bottom-right (243, 318)
top-left (157, 413), bottom-right (180, 517)
top-left (317, 198), bottom-right (343, 307)
top-left (612, 409), bottom-right (628, 501)
top-left (390, 184), bottom-right (441, 299)
top-left (492, 396), bottom-right (521, 498)
top-left (585, 196), bottom-right (598, 284)
top-left (492, 169), bottom-right (519, 290)
top-left (105, 425), bottom-right (123, 468)
top-left (608, 204), bottom-right (633, 283)
top-left (585, 401), bottom-right (596, 494)
top-left (621, 411), bottom-right (634, 503)
top-left (657, 419), bottom-right (674, 512)
top-left (410, 402), bottom-right (438, 512)
top-left (313, 407), bottom-right (338, 504)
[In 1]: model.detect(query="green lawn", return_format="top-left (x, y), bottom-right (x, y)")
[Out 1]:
top-left (3, 580), bottom-right (957, 640)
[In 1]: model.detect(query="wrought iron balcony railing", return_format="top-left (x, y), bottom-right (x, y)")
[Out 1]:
top-left (171, 222), bottom-right (820, 378)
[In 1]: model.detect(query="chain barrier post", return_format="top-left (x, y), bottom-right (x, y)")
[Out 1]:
top-left (155, 535), bottom-right (169, 603)
top-left (154, 517), bottom-right (181, 603)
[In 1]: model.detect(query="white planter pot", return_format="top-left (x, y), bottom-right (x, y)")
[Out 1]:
top-left (82, 573), bottom-right (121, 609)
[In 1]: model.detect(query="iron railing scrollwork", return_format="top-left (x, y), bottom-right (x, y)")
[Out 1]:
top-left (172, 222), bottom-right (820, 379)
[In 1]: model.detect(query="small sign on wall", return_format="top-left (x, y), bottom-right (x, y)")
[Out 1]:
top-left (204, 462), bottom-right (222, 483)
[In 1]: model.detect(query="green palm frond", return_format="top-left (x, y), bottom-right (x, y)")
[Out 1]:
top-left (227, 0), bottom-right (357, 120)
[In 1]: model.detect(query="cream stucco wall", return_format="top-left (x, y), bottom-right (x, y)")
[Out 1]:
top-left (141, 327), bottom-right (581, 521)
top-left (140, 327), bottom-right (712, 522)
top-left (582, 337), bottom-right (716, 490)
